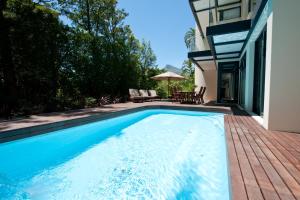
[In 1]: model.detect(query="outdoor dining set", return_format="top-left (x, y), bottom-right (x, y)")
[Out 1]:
top-left (128, 86), bottom-right (206, 104)
top-left (172, 86), bottom-right (206, 104)
top-left (129, 71), bottom-right (206, 104)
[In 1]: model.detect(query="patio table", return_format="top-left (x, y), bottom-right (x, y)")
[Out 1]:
top-left (177, 91), bottom-right (196, 103)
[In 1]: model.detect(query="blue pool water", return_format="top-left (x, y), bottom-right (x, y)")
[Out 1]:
top-left (0, 109), bottom-right (230, 200)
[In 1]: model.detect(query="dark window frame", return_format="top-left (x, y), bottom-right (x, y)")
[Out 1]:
top-left (217, 61), bottom-right (240, 103)
top-left (219, 6), bottom-right (241, 21)
top-left (253, 25), bottom-right (267, 116)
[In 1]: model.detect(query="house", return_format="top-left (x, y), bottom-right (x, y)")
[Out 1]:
top-left (188, 0), bottom-right (300, 132)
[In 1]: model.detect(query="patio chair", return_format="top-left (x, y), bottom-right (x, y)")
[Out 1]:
top-left (170, 87), bottom-right (181, 101)
top-left (129, 89), bottom-right (144, 103)
top-left (194, 87), bottom-right (203, 103)
top-left (173, 92), bottom-right (182, 102)
top-left (148, 90), bottom-right (160, 100)
top-left (195, 87), bottom-right (206, 104)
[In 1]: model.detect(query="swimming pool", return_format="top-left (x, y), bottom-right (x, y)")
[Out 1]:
top-left (0, 109), bottom-right (230, 199)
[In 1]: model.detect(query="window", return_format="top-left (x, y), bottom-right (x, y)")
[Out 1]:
top-left (248, 0), bottom-right (257, 13)
top-left (253, 0), bottom-right (257, 11)
top-left (219, 7), bottom-right (241, 21)
top-left (248, 0), bottom-right (252, 13)
top-left (253, 26), bottom-right (267, 116)
top-left (209, 10), bottom-right (213, 24)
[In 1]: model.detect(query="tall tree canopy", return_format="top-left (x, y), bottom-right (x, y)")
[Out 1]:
top-left (0, 0), bottom-right (159, 117)
top-left (184, 28), bottom-right (195, 50)
top-left (138, 39), bottom-right (159, 89)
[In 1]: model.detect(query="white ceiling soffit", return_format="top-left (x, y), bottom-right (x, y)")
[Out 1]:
top-left (217, 0), bottom-right (241, 6)
top-left (217, 53), bottom-right (240, 58)
top-left (215, 42), bottom-right (243, 54)
top-left (196, 60), bottom-right (216, 70)
top-left (194, 56), bottom-right (214, 61)
top-left (193, 0), bottom-right (215, 11)
top-left (213, 31), bottom-right (249, 43)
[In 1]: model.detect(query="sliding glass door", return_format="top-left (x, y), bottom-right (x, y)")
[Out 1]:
top-left (253, 27), bottom-right (267, 116)
top-left (217, 62), bottom-right (239, 103)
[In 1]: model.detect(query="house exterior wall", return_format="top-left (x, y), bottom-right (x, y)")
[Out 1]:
top-left (194, 22), bottom-right (217, 102)
top-left (192, 0), bottom-right (300, 132)
top-left (195, 67), bottom-right (217, 102)
top-left (240, 0), bottom-right (272, 114)
top-left (239, 0), bottom-right (300, 132)
top-left (263, 0), bottom-right (300, 132)
top-left (194, 12), bottom-right (210, 51)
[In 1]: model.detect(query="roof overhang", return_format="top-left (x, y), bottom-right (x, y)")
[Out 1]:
top-left (188, 50), bottom-right (216, 71)
top-left (207, 19), bottom-right (251, 60)
top-left (189, 0), bottom-right (242, 38)
top-left (188, 50), bottom-right (213, 62)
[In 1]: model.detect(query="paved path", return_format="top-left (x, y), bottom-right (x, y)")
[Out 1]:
top-left (0, 101), bottom-right (230, 132)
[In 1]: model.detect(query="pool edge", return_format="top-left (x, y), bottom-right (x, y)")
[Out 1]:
top-left (0, 105), bottom-right (232, 143)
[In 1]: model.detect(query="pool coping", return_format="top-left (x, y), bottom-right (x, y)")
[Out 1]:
top-left (0, 105), bottom-right (232, 143)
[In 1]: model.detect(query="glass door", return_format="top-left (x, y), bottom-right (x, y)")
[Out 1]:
top-left (217, 62), bottom-right (239, 103)
top-left (253, 27), bottom-right (267, 116)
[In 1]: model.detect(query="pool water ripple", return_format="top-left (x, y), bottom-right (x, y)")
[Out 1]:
top-left (0, 109), bottom-right (230, 200)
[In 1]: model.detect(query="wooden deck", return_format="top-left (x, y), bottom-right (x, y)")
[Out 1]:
top-left (226, 109), bottom-right (300, 200)
top-left (1, 102), bottom-right (300, 199)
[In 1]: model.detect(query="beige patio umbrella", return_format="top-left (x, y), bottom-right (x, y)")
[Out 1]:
top-left (151, 71), bottom-right (185, 97)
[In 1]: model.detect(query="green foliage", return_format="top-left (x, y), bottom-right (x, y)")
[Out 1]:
top-left (0, 0), bottom-right (161, 117)
top-left (180, 59), bottom-right (196, 92)
top-left (85, 97), bottom-right (97, 107)
top-left (137, 40), bottom-right (160, 89)
top-left (155, 82), bottom-right (168, 99)
top-left (184, 28), bottom-right (195, 50)
top-left (1, 0), bottom-right (66, 115)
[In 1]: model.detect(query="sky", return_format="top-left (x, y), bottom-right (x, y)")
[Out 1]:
top-left (117, 0), bottom-right (195, 69)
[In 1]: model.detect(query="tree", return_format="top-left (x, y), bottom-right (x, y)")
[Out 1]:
top-left (138, 39), bottom-right (157, 89)
top-left (184, 28), bottom-right (195, 50)
top-left (0, 0), bottom-right (159, 117)
top-left (180, 59), bottom-right (195, 92)
top-left (57, 0), bottom-right (142, 97)
top-left (0, 0), bottom-right (66, 116)
top-left (181, 59), bottom-right (194, 78)
top-left (0, 0), bottom-right (17, 118)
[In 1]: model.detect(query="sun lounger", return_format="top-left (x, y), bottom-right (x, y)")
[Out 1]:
top-left (148, 90), bottom-right (160, 100)
top-left (139, 89), bottom-right (151, 100)
top-left (129, 89), bottom-right (144, 103)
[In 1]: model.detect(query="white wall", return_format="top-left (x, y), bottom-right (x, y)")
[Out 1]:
top-left (194, 19), bottom-right (217, 102)
top-left (195, 67), bottom-right (217, 102)
top-left (264, 0), bottom-right (300, 133)
top-left (195, 12), bottom-right (210, 51)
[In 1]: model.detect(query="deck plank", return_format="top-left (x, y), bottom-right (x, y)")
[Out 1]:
top-left (224, 116), bottom-right (248, 200)
top-left (225, 109), bottom-right (300, 200)
top-left (232, 115), bottom-right (280, 200)
top-left (242, 116), bottom-right (300, 199)
top-left (227, 115), bottom-right (264, 200)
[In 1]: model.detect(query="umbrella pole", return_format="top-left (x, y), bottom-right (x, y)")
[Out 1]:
top-left (168, 78), bottom-right (170, 99)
